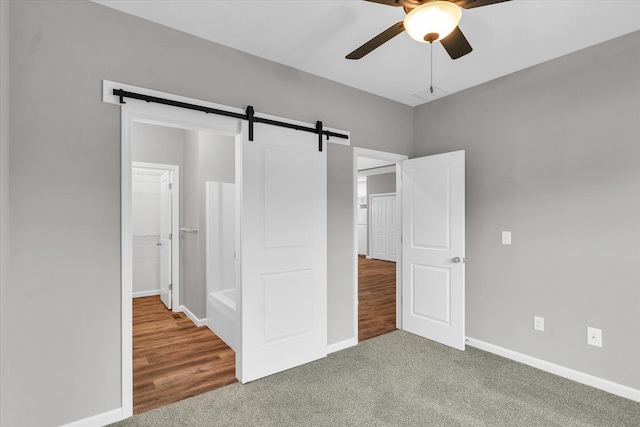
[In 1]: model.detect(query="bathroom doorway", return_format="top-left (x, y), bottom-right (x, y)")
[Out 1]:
top-left (130, 121), bottom-right (238, 413)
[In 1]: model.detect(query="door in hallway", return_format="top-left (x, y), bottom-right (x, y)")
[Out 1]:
top-left (371, 194), bottom-right (397, 262)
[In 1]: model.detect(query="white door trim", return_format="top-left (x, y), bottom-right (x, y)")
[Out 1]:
top-left (352, 148), bottom-right (408, 341)
top-left (132, 162), bottom-right (180, 311)
top-left (120, 103), bottom-right (243, 420)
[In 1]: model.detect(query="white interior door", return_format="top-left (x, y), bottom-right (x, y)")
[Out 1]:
top-left (371, 194), bottom-right (396, 262)
top-left (371, 195), bottom-right (389, 260)
top-left (401, 151), bottom-right (465, 350)
top-left (238, 122), bottom-right (327, 383)
top-left (159, 171), bottom-right (172, 310)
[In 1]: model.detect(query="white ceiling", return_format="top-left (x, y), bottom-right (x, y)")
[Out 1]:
top-left (94, 0), bottom-right (640, 107)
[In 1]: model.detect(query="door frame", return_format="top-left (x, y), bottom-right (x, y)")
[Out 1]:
top-left (132, 162), bottom-right (180, 308)
top-left (352, 148), bottom-right (408, 339)
top-left (119, 99), bottom-right (242, 419)
top-left (368, 192), bottom-right (396, 262)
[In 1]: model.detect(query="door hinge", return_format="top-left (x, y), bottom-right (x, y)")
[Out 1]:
top-left (169, 233), bottom-right (172, 241)
top-left (169, 182), bottom-right (173, 190)
top-left (169, 283), bottom-right (172, 291)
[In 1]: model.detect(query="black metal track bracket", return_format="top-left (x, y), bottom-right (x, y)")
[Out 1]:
top-left (316, 121), bottom-right (323, 152)
top-left (246, 106), bottom-right (255, 142)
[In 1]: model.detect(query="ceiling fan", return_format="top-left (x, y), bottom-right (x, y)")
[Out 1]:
top-left (346, 0), bottom-right (511, 60)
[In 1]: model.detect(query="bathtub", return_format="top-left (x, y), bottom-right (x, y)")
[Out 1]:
top-left (213, 289), bottom-right (235, 311)
top-left (207, 289), bottom-right (236, 350)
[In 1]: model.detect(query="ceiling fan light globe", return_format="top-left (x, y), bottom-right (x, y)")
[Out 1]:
top-left (403, 1), bottom-right (462, 44)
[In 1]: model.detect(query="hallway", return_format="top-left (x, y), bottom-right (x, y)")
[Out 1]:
top-left (358, 256), bottom-right (397, 342)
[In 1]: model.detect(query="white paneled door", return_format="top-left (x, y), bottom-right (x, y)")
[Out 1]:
top-left (371, 194), bottom-right (397, 262)
top-left (159, 171), bottom-right (172, 310)
top-left (238, 122), bottom-right (327, 383)
top-left (402, 151), bottom-right (465, 350)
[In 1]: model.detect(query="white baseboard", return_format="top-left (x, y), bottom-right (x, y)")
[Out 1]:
top-left (179, 304), bottom-right (207, 327)
top-left (466, 337), bottom-right (640, 402)
top-left (327, 337), bottom-right (357, 354)
top-left (132, 289), bottom-right (160, 298)
top-left (59, 408), bottom-right (123, 427)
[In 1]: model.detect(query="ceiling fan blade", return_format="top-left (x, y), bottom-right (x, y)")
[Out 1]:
top-left (346, 21), bottom-right (405, 60)
top-left (452, 0), bottom-right (511, 9)
top-left (364, 0), bottom-right (404, 6)
top-left (440, 26), bottom-right (473, 59)
top-left (364, 0), bottom-right (424, 7)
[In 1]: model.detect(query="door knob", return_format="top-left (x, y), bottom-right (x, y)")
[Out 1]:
top-left (452, 257), bottom-right (461, 263)
top-left (157, 243), bottom-right (163, 246)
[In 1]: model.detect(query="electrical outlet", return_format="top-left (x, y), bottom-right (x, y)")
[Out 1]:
top-left (534, 316), bottom-right (544, 332)
top-left (587, 327), bottom-right (602, 347)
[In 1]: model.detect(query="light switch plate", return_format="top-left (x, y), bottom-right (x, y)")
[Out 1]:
top-left (534, 316), bottom-right (544, 332)
top-left (502, 231), bottom-right (512, 245)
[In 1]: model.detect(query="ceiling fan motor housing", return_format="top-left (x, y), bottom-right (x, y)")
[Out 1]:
top-left (403, 1), bottom-right (462, 43)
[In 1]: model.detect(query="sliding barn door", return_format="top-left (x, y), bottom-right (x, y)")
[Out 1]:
top-left (238, 122), bottom-right (327, 383)
top-left (402, 151), bottom-right (465, 350)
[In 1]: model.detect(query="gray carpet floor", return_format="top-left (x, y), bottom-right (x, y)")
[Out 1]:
top-left (111, 331), bottom-right (640, 426)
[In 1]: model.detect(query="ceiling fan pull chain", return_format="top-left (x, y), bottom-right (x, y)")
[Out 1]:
top-left (430, 41), bottom-right (434, 94)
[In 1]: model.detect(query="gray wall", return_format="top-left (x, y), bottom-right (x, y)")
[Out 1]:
top-left (132, 122), bottom-right (185, 168)
top-left (0, 1), bottom-right (9, 421)
top-left (2, 1), bottom-right (412, 425)
top-left (182, 130), bottom-right (200, 319)
top-left (413, 31), bottom-right (640, 390)
top-left (367, 172), bottom-right (396, 197)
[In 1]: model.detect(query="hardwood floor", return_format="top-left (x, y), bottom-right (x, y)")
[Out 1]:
top-left (358, 256), bottom-right (397, 342)
top-left (133, 296), bottom-right (237, 414)
top-left (133, 257), bottom-right (395, 413)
